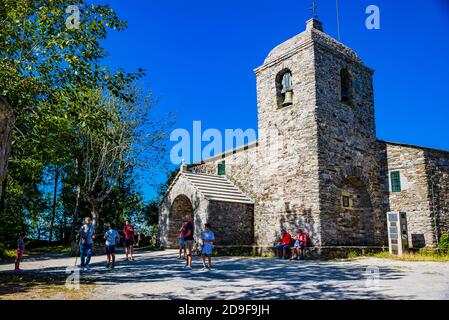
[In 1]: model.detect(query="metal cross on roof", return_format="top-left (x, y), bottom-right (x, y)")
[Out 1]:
top-left (310, 0), bottom-right (318, 19)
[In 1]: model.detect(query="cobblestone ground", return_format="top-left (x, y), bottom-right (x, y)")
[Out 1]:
top-left (1, 250), bottom-right (449, 300)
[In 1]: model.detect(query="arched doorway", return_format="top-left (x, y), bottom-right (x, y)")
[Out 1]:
top-left (168, 195), bottom-right (194, 248)
top-left (336, 176), bottom-right (375, 246)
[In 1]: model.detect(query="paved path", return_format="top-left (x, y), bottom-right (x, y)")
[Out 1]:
top-left (1, 250), bottom-right (449, 300)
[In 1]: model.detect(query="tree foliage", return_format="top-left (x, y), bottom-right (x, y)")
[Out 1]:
top-left (0, 1), bottom-right (171, 251)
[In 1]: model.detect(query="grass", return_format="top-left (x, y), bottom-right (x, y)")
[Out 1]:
top-left (0, 272), bottom-right (96, 300)
top-left (28, 245), bottom-right (71, 255)
top-left (1, 249), bottom-right (17, 259)
top-left (344, 249), bottom-right (449, 262)
top-left (134, 245), bottom-right (157, 252)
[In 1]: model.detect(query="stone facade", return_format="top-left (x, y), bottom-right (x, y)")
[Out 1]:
top-left (376, 142), bottom-right (449, 247)
top-left (159, 19), bottom-right (449, 253)
top-left (425, 149), bottom-right (449, 237)
top-left (158, 171), bottom-right (254, 250)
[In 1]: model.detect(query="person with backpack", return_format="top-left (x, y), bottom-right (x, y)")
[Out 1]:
top-left (123, 220), bottom-right (135, 261)
top-left (78, 216), bottom-right (96, 270)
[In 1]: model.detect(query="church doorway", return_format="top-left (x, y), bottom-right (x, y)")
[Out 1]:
top-left (168, 195), bottom-right (194, 248)
top-left (336, 176), bottom-right (375, 246)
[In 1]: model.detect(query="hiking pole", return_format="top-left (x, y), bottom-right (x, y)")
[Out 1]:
top-left (74, 238), bottom-right (80, 268)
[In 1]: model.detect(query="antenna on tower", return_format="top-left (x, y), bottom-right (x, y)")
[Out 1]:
top-left (336, 0), bottom-right (341, 41)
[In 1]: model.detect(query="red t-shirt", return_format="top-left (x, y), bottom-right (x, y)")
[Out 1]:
top-left (124, 225), bottom-right (135, 240)
top-left (281, 233), bottom-right (292, 245)
top-left (297, 232), bottom-right (308, 245)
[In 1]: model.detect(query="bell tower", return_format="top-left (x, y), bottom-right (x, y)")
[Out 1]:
top-left (253, 19), bottom-right (323, 247)
top-left (253, 18), bottom-right (383, 250)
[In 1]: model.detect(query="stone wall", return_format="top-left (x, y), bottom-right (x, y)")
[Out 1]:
top-left (158, 174), bottom-right (209, 248)
top-left (424, 149), bottom-right (449, 239)
top-left (379, 142), bottom-right (434, 248)
top-left (167, 19), bottom-right (449, 254)
top-left (312, 26), bottom-right (386, 247)
top-left (206, 201), bottom-right (254, 246)
top-left (252, 23), bottom-right (321, 249)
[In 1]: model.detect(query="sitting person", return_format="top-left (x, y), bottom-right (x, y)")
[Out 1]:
top-left (292, 228), bottom-right (308, 260)
top-left (274, 229), bottom-right (292, 259)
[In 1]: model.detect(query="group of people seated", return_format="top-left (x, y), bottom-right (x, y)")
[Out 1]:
top-left (274, 228), bottom-right (308, 260)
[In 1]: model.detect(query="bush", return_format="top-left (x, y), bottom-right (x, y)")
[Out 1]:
top-left (347, 250), bottom-right (359, 259)
top-left (439, 233), bottom-right (449, 253)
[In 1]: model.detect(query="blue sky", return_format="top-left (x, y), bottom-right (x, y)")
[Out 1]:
top-left (95, 0), bottom-right (449, 200)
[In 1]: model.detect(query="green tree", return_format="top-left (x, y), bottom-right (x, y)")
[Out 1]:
top-left (0, 0), bottom-right (143, 203)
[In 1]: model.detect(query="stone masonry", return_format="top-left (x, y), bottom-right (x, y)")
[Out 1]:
top-left (159, 19), bottom-right (449, 254)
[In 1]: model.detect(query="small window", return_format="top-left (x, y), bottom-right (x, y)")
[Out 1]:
top-left (390, 171), bottom-right (402, 193)
top-left (342, 195), bottom-right (350, 208)
top-left (340, 68), bottom-right (353, 104)
top-left (217, 160), bottom-right (226, 176)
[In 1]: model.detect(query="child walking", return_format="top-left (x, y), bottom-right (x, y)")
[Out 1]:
top-left (201, 223), bottom-right (215, 271)
top-left (15, 233), bottom-right (29, 272)
top-left (178, 221), bottom-right (187, 259)
top-left (104, 223), bottom-right (120, 271)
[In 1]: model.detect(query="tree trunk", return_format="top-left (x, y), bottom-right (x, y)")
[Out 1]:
top-left (70, 157), bottom-right (82, 255)
top-left (0, 96), bottom-right (14, 211)
top-left (61, 209), bottom-right (68, 244)
top-left (0, 178), bottom-right (7, 215)
top-left (48, 168), bottom-right (59, 245)
top-left (91, 202), bottom-right (99, 231)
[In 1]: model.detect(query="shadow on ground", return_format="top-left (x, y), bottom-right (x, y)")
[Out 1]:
top-left (0, 251), bottom-right (413, 300)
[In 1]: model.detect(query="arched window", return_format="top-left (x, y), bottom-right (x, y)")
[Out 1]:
top-left (340, 68), bottom-right (353, 104)
top-left (276, 69), bottom-right (293, 108)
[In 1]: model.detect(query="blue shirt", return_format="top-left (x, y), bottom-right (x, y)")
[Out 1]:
top-left (79, 224), bottom-right (95, 245)
top-left (17, 238), bottom-right (25, 251)
top-left (201, 231), bottom-right (215, 250)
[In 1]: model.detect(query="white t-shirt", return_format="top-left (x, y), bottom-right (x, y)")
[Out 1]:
top-left (104, 229), bottom-right (120, 246)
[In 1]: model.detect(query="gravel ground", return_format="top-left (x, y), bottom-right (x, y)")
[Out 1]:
top-left (1, 250), bottom-right (448, 300)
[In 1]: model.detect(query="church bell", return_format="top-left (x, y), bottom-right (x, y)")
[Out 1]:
top-left (283, 91), bottom-right (293, 107)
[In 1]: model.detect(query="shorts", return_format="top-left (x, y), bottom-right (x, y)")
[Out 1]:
top-left (17, 250), bottom-right (24, 255)
top-left (201, 244), bottom-right (213, 256)
top-left (106, 245), bottom-right (116, 255)
top-left (185, 240), bottom-right (194, 255)
top-left (179, 238), bottom-right (186, 246)
top-left (294, 240), bottom-right (306, 248)
top-left (125, 238), bottom-right (134, 247)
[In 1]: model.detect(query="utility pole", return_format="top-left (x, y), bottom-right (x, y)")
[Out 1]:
top-left (336, 0), bottom-right (341, 41)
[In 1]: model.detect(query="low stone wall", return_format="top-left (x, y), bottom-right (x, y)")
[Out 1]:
top-left (212, 245), bottom-right (387, 260)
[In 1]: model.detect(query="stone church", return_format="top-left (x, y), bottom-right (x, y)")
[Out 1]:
top-left (159, 19), bottom-right (449, 255)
